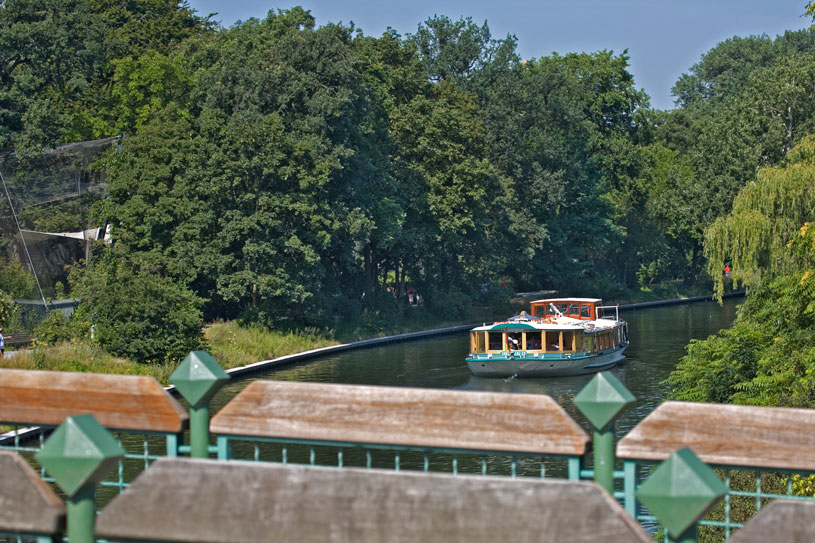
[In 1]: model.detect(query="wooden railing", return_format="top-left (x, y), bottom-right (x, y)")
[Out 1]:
top-left (0, 368), bottom-right (188, 433)
top-left (3, 364), bottom-right (815, 543)
top-left (727, 500), bottom-right (815, 542)
top-left (0, 450), bottom-right (65, 542)
top-left (95, 458), bottom-right (651, 543)
top-left (211, 380), bottom-right (589, 476)
top-left (617, 400), bottom-right (815, 470)
top-left (617, 400), bottom-right (815, 537)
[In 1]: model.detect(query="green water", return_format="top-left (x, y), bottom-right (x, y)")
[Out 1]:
top-left (211, 297), bottom-right (741, 436)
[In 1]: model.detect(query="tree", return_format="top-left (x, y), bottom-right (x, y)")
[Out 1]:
top-left (666, 226), bottom-right (815, 407)
top-left (407, 15), bottom-right (517, 86)
top-left (705, 134), bottom-right (815, 299)
top-left (100, 8), bottom-right (396, 325)
top-left (0, 0), bottom-right (211, 151)
top-left (0, 290), bottom-right (14, 329)
top-left (639, 145), bottom-right (703, 285)
top-left (667, 136), bottom-right (815, 407)
top-left (472, 49), bottom-right (650, 292)
top-left (0, 259), bottom-right (37, 298)
top-left (745, 55), bottom-right (815, 154)
top-left (388, 81), bottom-right (512, 299)
top-left (671, 35), bottom-right (775, 107)
top-left (69, 250), bottom-right (204, 364)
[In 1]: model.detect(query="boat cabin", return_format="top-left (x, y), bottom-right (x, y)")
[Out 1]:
top-left (471, 328), bottom-right (585, 355)
top-left (529, 298), bottom-right (602, 321)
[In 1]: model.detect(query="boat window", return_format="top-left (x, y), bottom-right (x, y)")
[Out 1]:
top-left (488, 332), bottom-right (503, 351)
top-left (568, 304), bottom-right (580, 317)
top-left (507, 332), bottom-right (522, 350)
top-left (545, 331), bottom-right (560, 352)
top-left (532, 304), bottom-right (545, 317)
top-left (574, 331), bottom-right (584, 352)
top-left (598, 331), bottom-right (611, 351)
top-left (580, 304), bottom-right (591, 319)
top-left (585, 334), bottom-right (595, 353)
top-left (472, 332), bottom-right (486, 353)
top-left (557, 303), bottom-right (568, 314)
top-left (562, 331), bottom-right (575, 352)
top-left (525, 332), bottom-right (542, 350)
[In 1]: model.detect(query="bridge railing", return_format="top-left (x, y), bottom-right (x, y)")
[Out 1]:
top-left (5, 442), bottom-right (813, 543)
top-left (0, 368), bottom-right (189, 497)
top-left (209, 380), bottom-right (590, 479)
top-left (94, 457), bottom-right (651, 543)
top-left (5, 355), bottom-right (815, 542)
top-left (617, 400), bottom-right (815, 540)
top-left (0, 450), bottom-right (65, 543)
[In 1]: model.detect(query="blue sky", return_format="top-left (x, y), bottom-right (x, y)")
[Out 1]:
top-left (185, 1), bottom-right (812, 110)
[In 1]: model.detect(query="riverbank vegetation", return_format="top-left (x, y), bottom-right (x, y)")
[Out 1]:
top-left (666, 136), bottom-right (815, 408)
top-left (1, 2), bottom-right (815, 376)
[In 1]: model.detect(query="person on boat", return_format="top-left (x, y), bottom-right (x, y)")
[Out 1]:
top-left (507, 335), bottom-right (520, 350)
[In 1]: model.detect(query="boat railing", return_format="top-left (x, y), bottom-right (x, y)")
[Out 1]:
top-left (597, 305), bottom-right (621, 321)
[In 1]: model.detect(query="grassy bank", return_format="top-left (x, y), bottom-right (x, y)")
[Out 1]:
top-left (1, 342), bottom-right (175, 382)
top-left (0, 282), bottom-right (718, 381)
top-left (204, 321), bottom-right (339, 369)
top-left (1, 323), bottom-right (341, 385)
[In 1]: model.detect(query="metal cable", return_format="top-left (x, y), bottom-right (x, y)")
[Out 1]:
top-left (0, 166), bottom-right (48, 308)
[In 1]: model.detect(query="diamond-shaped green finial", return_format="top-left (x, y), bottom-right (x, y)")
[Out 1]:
top-left (35, 414), bottom-right (124, 497)
top-left (170, 350), bottom-right (230, 408)
top-left (573, 371), bottom-right (635, 430)
top-left (636, 448), bottom-right (726, 538)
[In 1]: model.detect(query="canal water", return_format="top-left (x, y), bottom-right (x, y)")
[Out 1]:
top-left (86, 296), bottom-right (741, 503)
top-left (211, 296), bottom-right (742, 437)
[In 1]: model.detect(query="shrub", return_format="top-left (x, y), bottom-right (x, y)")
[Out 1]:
top-left (70, 252), bottom-right (204, 364)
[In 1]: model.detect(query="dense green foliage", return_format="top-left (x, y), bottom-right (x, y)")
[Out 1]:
top-left (0, 0), bottom-right (211, 152)
top-left (3, 2), bottom-right (815, 365)
top-left (667, 139), bottom-right (815, 406)
top-left (68, 251), bottom-right (204, 363)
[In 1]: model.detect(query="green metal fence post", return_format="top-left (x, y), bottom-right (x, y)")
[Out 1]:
top-left (636, 448), bottom-right (726, 543)
top-left (35, 414), bottom-right (124, 543)
top-left (170, 350), bottom-right (230, 458)
top-left (623, 460), bottom-right (639, 516)
top-left (573, 371), bottom-right (635, 494)
top-left (593, 422), bottom-right (616, 492)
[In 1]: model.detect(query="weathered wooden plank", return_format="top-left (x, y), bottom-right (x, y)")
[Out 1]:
top-left (96, 458), bottom-right (651, 543)
top-left (0, 451), bottom-right (65, 535)
top-left (617, 401), bottom-right (815, 470)
top-left (0, 368), bottom-right (188, 433)
top-left (728, 500), bottom-right (815, 543)
top-left (211, 380), bottom-right (589, 456)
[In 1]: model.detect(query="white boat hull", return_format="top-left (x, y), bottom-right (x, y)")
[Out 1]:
top-left (466, 347), bottom-right (626, 378)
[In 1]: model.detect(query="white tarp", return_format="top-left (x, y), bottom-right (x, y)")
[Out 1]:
top-left (18, 227), bottom-right (106, 243)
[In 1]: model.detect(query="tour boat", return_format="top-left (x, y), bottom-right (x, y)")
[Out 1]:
top-left (466, 298), bottom-right (628, 377)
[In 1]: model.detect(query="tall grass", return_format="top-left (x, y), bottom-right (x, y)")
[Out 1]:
top-left (203, 321), bottom-right (338, 369)
top-left (1, 342), bottom-right (175, 383)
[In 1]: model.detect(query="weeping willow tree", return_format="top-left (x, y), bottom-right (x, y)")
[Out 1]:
top-left (705, 134), bottom-right (815, 299)
top-left (667, 134), bottom-right (815, 407)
